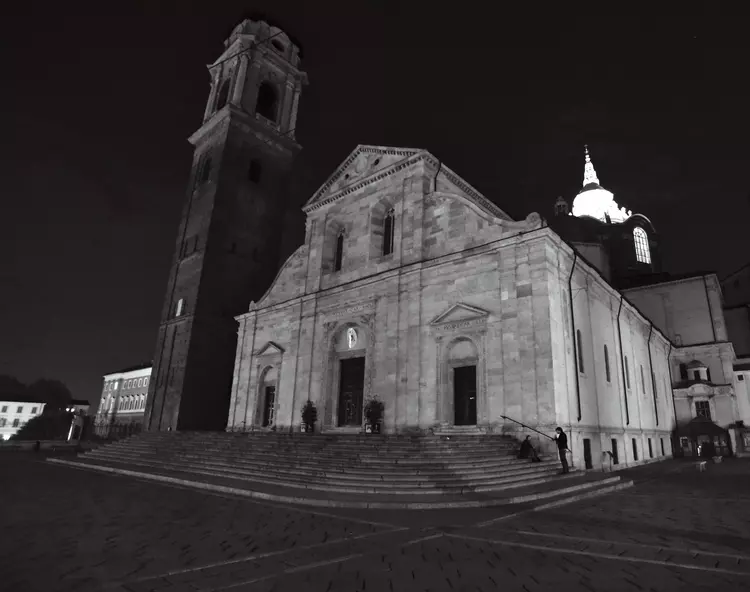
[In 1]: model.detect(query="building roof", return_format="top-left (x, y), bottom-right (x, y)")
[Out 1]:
top-left (104, 362), bottom-right (152, 376)
top-left (619, 270), bottom-right (715, 290)
top-left (0, 396), bottom-right (46, 405)
top-left (721, 261), bottom-right (750, 282)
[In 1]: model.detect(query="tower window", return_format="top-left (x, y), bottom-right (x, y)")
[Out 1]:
top-left (334, 231), bottom-right (344, 272)
top-left (604, 344), bottom-right (611, 382)
top-left (383, 208), bottom-right (395, 256)
top-left (199, 156), bottom-right (212, 184)
top-left (640, 365), bottom-right (646, 394)
top-left (256, 82), bottom-right (278, 122)
top-left (215, 79), bottom-right (231, 111)
top-left (576, 329), bottom-right (584, 373)
top-left (633, 227), bottom-right (651, 264)
top-left (248, 159), bottom-right (262, 184)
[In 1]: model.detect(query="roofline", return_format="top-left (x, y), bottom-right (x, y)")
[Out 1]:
top-left (721, 261), bottom-right (750, 282)
top-left (621, 272), bottom-right (718, 292)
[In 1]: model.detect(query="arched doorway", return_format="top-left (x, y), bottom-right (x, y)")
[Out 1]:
top-left (448, 338), bottom-right (478, 426)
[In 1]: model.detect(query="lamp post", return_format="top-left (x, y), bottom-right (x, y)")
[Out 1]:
top-left (66, 406), bottom-right (84, 443)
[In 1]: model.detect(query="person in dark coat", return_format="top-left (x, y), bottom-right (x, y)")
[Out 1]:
top-left (555, 427), bottom-right (570, 474)
top-left (518, 436), bottom-right (541, 461)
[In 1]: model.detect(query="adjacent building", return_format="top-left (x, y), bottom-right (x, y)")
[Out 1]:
top-left (0, 399), bottom-right (46, 441)
top-left (94, 363), bottom-right (152, 437)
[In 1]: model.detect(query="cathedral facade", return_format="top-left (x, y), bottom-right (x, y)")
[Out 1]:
top-left (226, 144), bottom-right (675, 468)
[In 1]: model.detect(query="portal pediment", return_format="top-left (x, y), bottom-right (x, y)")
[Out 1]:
top-left (430, 303), bottom-right (490, 327)
top-left (255, 341), bottom-right (285, 357)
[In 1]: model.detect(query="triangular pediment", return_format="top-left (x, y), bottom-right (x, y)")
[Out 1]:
top-left (430, 303), bottom-right (490, 325)
top-left (255, 341), bottom-right (285, 356)
top-left (304, 145), bottom-right (423, 207)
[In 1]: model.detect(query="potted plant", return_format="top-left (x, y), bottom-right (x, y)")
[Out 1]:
top-left (301, 400), bottom-right (317, 433)
top-left (364, 398), bottom-right (384, 434)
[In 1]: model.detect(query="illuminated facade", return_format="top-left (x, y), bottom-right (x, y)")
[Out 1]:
top-left (226, 144), bottom-right (675, 470)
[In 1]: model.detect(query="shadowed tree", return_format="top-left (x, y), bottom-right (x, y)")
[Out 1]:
top-left (26, 379), bottom-right (73, 413)
top-left (0, 375), bottom-right (26, 400)
top-left (11, 410), bottom-right (74, 441)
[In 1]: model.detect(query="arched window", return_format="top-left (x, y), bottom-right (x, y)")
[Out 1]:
top-left (334, 231), bottom-right (344, 272)
top-left (383, 208), bottom-right (395, 256)
top-left (576, 329), bottom-right (584, 373)
top-left (256, 82), bottom-right (278, 122)
top-left (215, 79), bottom-right (230, 111)
top-left (633, 227), bottom-right (651, 264)
top-left (248, 159), bottom-right (262, 184)
top-left (604, 345), bottom-right (611, 382)
top-left (624, 356), bottom-right (631, 389)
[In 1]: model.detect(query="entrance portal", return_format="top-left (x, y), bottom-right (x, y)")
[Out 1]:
top-left (453, 365), bottom-right (477, 425)
top-left (338, 357), bottom-right (365, 427)
top-left (262, 386), bottom-right (276, 427)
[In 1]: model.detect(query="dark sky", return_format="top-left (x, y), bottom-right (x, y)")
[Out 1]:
top-left (2, 3), bottom-right (749, 406)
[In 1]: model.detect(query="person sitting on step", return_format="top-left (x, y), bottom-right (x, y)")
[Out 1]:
top-left (518, 435), bottom-right (541, 462)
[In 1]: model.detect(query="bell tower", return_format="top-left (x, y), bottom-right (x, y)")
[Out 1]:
top-left (145, 18), bottom-right (307, 432)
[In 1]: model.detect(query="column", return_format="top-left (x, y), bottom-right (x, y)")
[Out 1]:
top-left (281, 78), bottom-right (295, 134)
top-left (202, 73), bottom-right (218, 122)
top-left (231, 54), bottom-right (249, 107)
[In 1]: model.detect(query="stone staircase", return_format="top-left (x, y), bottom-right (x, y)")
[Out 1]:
top-left (48, 431), bottom-right (632, 509)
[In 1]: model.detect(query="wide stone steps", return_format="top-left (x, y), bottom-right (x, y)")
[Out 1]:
top-left (70, 453), bottom-right (566, 495)
top-left (85, 447), bottom-right (540, 476)
top-left (89, 441), bottom-right (536, 471)
top-left (83, 449), bottom-right (560, 491)
top-left (49, 432), bottom-right (632, 509)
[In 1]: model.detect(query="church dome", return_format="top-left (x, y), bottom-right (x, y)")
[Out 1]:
top-left (571, 147), bottom-right (631, 224)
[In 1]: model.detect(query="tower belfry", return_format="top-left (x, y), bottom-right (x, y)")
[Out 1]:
top-left (145, 18), bottom-right (308, 432)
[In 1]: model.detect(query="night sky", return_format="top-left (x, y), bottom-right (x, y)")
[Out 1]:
top-left (3, 3), bottom-right (749, 408)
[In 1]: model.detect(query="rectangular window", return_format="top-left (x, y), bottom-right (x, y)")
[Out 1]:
top-left (611, 438), bottom-right (619, 465)
top-left (576, 330), bottom-right (584, 373)
top-left (12, 418), bottom-right (19, 427)
top-left (632, 438), bottom-right (639, 461)
top-left (648, 438), bottom-right (653, 458)
top-left (695, 400), bottom-right (711, 419)
top-left (175, 298), bottom-right (184, 317)
top-left (0, 418), bottom-right (6, 427)
top-left (706, 368), bottom-right (712, 382)
top-left (693, 370), bottom-right (700, 381)
top-left (660, 438), bottom-right (665, 456)
top-left (1, 406), bottom-right (7, 413)
top-left (640, 366), bottom-right (646, 394)
top-left (625, 357), bottom-right (630, 389)
top-left (16, 406), bottom-right (23, 413)
top-left (739, 375), bottom-right (745, 381)
top-left (679, 363), bottom-right (688, 381)
top-left (31, 407), bottom-right (37, 414)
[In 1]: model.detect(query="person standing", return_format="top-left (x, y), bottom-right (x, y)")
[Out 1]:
top-left (555, 427), bottom-right (570, 474)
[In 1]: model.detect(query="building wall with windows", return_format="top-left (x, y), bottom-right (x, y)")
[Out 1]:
top-left (623, 274), bottom-right (727, 348)
top-left (95, 364), bottom-right (152, 437)
top-left (226, 145), bottom-right (674, 471)
top-left (0, 400), bottom-right (46, 440)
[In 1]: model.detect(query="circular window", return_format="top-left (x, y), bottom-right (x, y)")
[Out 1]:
top-left (373, 158), bottom-right (381, 165)
top-left (344, 173), bottom-right (350, 179)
